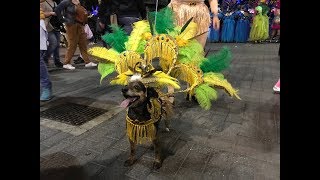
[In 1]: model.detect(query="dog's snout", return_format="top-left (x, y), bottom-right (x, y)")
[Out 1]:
top-left (122, 86), bottom-right (128, 93)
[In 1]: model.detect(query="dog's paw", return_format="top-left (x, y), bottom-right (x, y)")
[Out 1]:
top-left (153, 161), bottom-right (162, 169)
top-left (124, 159), bottom-right (135, 167)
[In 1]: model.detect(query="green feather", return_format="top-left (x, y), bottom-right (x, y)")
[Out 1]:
top-left (98, 63), bottom-right (115, 84)
top-left (136, 40), bottom-right (147, 54)
top-left (148, 7), bottom-right (175, 34)
top-left (194, 83), bottom-right (218, 110)
top-left (148, 15), bottom-right (154, 35)
top-left (200, 47), bottom-right (232, 73)
top-left (101, 25), bottom-right (128, 53)
top-left (178, 39), bottom-right (204, 65)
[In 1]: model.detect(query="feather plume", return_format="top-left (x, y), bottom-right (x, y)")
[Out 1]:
top-left (148, 7), bottom-right (175, 34)
top-left (150, 71), bottom-right (180, 89)
top-left (88, 47), bottom-right (120, 63)
top-left (200, 47), bottom-right (232, 73)
top-left (177, 21), bottom-right (198, 41)
top-left (125, 20), bottom-right (150, 52)
top-left (203, 72), bottom-right (241, 100)
top-left (98, 63), bottom-right (115, 83)
top-left (170, 64), bottom-right (201, 93)
top-left (110, 71), bottom-right (134, 86)
top-left (102, 25), bottom-right (128, 53)
top-left (194, 84), bottom-right (218, 110)
top-left (178, 39), bottom-right (204, 66)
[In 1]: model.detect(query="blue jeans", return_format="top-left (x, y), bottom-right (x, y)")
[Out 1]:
top-left (117, 16), bottom-right (140, 35)
top-left (40, 50), bottom-right (52, 89)
top-left (45, 31), bottom-right (61, 64)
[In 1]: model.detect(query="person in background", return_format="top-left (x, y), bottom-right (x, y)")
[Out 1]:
top-left (40, 1), bottom-right (53, 101)
top-left (168, 0), bottom-right (220, 48)
top-left (111, 0), bottom-right (147, 35)
top-left (41, 0), bottom-right (64, 68)
top-left (55, 0), bottom-right (97, 70)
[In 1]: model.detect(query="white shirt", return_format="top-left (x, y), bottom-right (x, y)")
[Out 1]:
top-left (40, 19), bottom-right (48, 50)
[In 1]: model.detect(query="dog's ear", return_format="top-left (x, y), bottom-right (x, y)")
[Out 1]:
top-left (146, 87), bottom-right (158, 98)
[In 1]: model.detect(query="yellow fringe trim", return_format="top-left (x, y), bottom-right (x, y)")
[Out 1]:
top-left (126, 115), bottom-right (156, 144)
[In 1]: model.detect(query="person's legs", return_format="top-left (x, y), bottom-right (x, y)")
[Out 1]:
top-left (64, 24), bottom-right (79, 65)
top-left (40, 50), bottom-right (52, 101)
top-left (52, 31), bottom-right (63, 67)
top-left (195, 32), bottom-right (209, 48)
top-left (78, 24), bottom-right (91, 64)
top-left (44, 31), bottom-right (57, 65)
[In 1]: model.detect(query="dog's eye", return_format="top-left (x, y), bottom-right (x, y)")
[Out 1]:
top-left (134, 85), bottom-right (140, 90)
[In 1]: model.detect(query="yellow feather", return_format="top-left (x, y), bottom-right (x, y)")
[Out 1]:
top-left (152, 71), bottom-right (180, 89)
top-left (88, 47), bottom-right (119, 63)
top-left (176, 22), bottom-right (198, 41)
top-left (110, 71), bottom-right (134, 86)
top-left (170, 64), bottom-right (203, 95)
top-left (125, 20), bottom-right (150, 51)
top-left (203, 73), bottom-right (241, 100)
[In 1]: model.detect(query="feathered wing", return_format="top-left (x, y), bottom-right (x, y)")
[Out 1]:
top-left (102, 25), bottom-right (128, 53)
top-left (194, 83), bottom-right (218, 110)
top-left (110, 70), bottom-right (134, 86)
top-left (148, 71), bottom-right (180, 89)
top-left (98, 63), bottom-right (115, 83)
top-left (203, 72), bottom-right (241, 100)
top-left (170, 64), bottom-right (203, 95)
top-left (200, 47), bottom-right (232, 73)
top-left (88, 47), bottom-right (120, 63)
top-left (177, 39), bottom-right (204, 66)
top-left (125, 20), bottom-right (151, 53)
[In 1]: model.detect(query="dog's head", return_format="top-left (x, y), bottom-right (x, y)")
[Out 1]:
top-left (120, 81), bottom-right (146, 108)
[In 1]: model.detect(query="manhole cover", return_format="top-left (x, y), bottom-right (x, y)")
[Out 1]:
top-left (40, 103), bottom-right (107, 126)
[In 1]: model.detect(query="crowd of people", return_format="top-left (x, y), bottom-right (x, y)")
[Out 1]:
top-left (40, 0), bottom-right (280, 101)
top-left (208, 0), bottom-right (280, 43)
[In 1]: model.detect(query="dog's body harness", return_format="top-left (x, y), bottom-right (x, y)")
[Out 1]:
top-left (126, 98), bottom-right (162, 144)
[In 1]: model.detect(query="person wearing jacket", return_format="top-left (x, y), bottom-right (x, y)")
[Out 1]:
top-left (111, 0), bottom-right (147, 35)
top-left (55, 0), bottom-right (97, 70)
top-left (40, 1), bottom-right (53, 101)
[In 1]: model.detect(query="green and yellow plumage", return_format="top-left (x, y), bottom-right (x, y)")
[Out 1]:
top-left (194, 83), bottom-right (218, 110)
top-left (125, 20), bottom-right (150, 53)
top-left (203, 72), bottom-right (241, 100)
top-left (87, 47), bottom-right (120, 63)
top-left (98, 63), bottom-right (115, 83)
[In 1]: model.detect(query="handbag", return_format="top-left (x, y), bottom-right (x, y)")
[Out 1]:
top-left (45, 1), bottom-right (65, 32)
top-left (84, 24), bottom-right (93, 39)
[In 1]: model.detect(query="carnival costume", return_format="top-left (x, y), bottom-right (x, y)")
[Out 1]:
top-left (234, 10), bottom-right (250, 43)
top-left (87, 7), bottom-right (240, 142)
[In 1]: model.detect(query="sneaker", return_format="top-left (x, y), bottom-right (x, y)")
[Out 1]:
top-left (85, 62), bottom-right (97, 68)
top-left (74, 57), bottom-right (85, 64)
top-left (273, 86), bottom-right (280, 93)
top-left (55, 62), bottom-right (63, 68)
top-left (63, 64), bottom-right (76, 70)
top-left (40, 88), bottom-right (53, 101)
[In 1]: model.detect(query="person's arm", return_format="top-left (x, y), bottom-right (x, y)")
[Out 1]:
top-left (54, 0), bottom-right (70, 22)
top-left (40, 2), bottom-right (56, 17)
top-left (209, 0), bottom-right (220, 30)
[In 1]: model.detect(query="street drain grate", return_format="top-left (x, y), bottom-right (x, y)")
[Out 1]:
top-left (40, 103), bottom-right (107, 126)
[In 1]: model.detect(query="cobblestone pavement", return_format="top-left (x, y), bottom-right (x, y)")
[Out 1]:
top-left (40, 42), bottom-right (280, 180)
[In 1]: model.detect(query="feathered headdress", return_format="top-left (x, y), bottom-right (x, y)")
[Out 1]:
top-left (88, 7), bottom-right (240, 110)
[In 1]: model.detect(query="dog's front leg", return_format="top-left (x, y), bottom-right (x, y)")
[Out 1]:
top-left (124, 139), bottom-right (136, 167)
top-left (152, 138), bottom-right (162, 169)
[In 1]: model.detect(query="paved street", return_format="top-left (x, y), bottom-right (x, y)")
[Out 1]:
top-left (40, 42), bottom-right (280, 180)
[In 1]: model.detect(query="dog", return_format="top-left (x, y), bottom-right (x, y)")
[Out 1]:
top-left (120, 80), bottom-right (172, 169)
